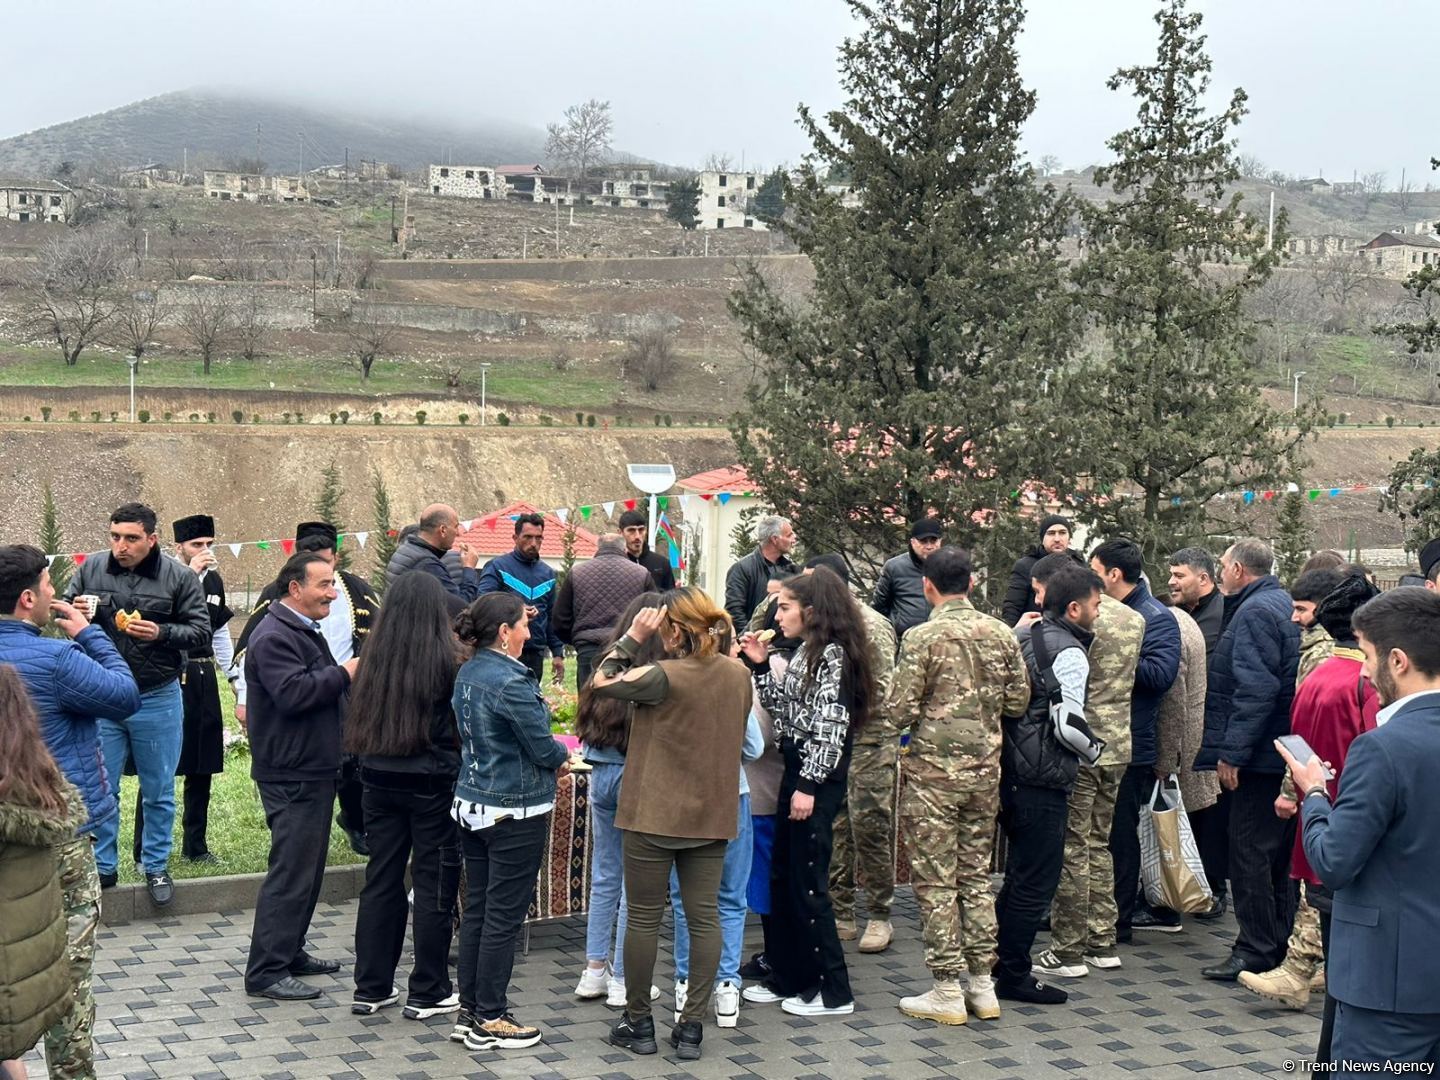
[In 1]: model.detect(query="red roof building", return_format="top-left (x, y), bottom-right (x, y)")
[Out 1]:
top-left (456, 501), bottom-right (599, 560)
top-left (676, 465), bottom-right (754, 496)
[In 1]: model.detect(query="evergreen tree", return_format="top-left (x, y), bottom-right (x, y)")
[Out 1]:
top-left (1065, 0), bottom-right (1317, 574)
top-left (1274, 488), bottom-right (1312, 585)
top-left (40, 484), bottom-right (72, 598)
top-left (729, 0), bottom-right (1077, 578)
top-left (666, 175), bottom-right (701, 230)
top-left (313, 459), bottom-right (350, 571)
top-left (753, 168), bottom-right (786, 224)
top-left (1378, 446), bottom-right (1440, 555)
top-left (369, 470), bottom-right (398, 595)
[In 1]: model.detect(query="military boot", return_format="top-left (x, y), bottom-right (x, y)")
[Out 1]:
top-left (899, 980), bottom-right (968, 1025)
top-left (1237, 965), bottom-right (1310, 1010)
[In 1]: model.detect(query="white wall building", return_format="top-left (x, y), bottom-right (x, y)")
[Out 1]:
top-left (697, 170), bottom-right (767, 231)
top-left (428, 164), bottom-right (500, 199)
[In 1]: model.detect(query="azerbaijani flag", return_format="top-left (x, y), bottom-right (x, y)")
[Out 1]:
top-left (658, 513), bottom-right (685, 571)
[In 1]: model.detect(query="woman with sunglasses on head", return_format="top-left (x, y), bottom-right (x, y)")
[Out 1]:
top-left (737, 566), bottom-right (876, 1018)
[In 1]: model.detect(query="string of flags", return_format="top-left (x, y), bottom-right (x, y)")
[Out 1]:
top-left (42, 479), bottom-right (1423, 567)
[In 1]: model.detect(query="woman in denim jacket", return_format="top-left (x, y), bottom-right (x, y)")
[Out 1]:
top-left (449, 593), bottom-right (569, 1053)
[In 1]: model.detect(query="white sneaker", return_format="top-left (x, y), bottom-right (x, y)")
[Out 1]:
top-left (1032, 948), bottom-right (1088, 979)
top-left (742, 983), bottom-right (784, 1005)
top-left (403, 991), bottom-right (460, 1020)
top-left (673, 979), bottom-right (688, 1024)
top-left (575, 965), bottom-right (609, 999)
top-left (605, 977), bottom-right (658, 1008)
top-left (781, 992), bottom-right (854, 1017)
top-left (714, 980), bottom-right (740, 1028)
top-left (1085, 953), bottom-right (1123, 970)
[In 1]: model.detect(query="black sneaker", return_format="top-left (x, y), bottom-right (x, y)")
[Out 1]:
top-left (145, 872), bottom-right (174, 906)
top-left (98, 872), bottom-right (118, 889)
top-left (449, 1009), bottom-right (477, 1043)
top-left (1131, 908), bottom-right (1183, 933)
top-left (738, 951), bottom-right (772, 980)
top-left (670, 1020), bottom-right (702, 1061)
top-left (995, 976), bottom-right (1068, 1005)
top-left (1194, 894), bottom-right (1228, 922)
top-left (609, 1013), bottom-right (658, 1055)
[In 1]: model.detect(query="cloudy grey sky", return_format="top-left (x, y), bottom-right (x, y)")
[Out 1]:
top-left (3, 0), bottom-right (1433, 183)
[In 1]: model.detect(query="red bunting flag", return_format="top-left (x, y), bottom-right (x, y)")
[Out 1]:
top-left (1262, 490), bottom-right (1275, 501)
top-left (624, 499), bottom-right (637, 511)
top-left (699, 494), bottom-right (713, 501)
top-left (485, 517), bottom-right (497, 530)
top-left (281, 538), bottom-right (295, 555)
top-left (72, 552), bottom-right (87, 565)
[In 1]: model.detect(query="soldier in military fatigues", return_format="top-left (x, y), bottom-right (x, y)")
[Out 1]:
top-left (44, 789), bottom-right (102, 1080)
top-left (1038, 591), bottom-right (1143, 974)
top-left (882, 548), bottom-right (1031, 1024)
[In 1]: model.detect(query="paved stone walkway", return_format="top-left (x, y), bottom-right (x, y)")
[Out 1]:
top-left (34, 890), bottom-right (1320, 1079)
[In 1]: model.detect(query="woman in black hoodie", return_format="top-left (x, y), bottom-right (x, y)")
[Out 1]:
top-left (1003, 515), bottom-right (1079, 627)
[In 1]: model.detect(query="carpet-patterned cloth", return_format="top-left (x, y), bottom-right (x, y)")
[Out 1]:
top-left (528, 771), bottom-right (591, 921)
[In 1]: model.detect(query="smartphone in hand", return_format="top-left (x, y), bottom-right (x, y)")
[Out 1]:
top-left (1277, 734), bottom-right (1335, 780)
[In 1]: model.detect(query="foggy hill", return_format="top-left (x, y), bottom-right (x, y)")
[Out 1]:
top-left (0, 89), bottom-right (550, 175)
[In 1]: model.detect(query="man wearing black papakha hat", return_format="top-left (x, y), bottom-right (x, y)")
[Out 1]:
top-left (233, 521), bottom-right (381, 854)
top-left (1420, 538), bottom-right (1440, 592)
top-left (132, 515), bottom-right (236, 864)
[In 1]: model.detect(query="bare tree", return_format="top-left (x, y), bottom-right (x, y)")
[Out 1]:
top-left (545, 99), bottom-right (614, 179)
top-left (620, 327), bottom-right (679, 392)
top-left (233, 292), bottom-right (268, 361)
top-left (1235, 152), bottom-right (1267, 179)
top-left (109, 288), bottom-right (169, 361)
top-left (1361, 170), bottom-right (1388, 194)
top-left (177, 290), bottom-right (235, 374)
top-left (164, 245), bottom-right (197, 281)
top-left (703, 152), bottom-right (734, 173)
top-left (1038, 154), bottom-right (1062, 176)
top-left (24, 227), bottom-right (129, 365)
top-left (344, 305), bottom-right (400, 380)
top-left (1397, 171), bottom-right (1416, 212)
top-left (122, 189), bottom-right (150, 230)
top-left (1309, 250), bottom-right (1380, 333)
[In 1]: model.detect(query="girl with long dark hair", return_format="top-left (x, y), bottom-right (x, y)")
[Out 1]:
top-left (448, 592), bottom-right (570, 1053)
top-left (738, 566), bottom-right (875, 1017)
top-left (346, 572), bottom-right (463, 1019)
top-left (573, 592), bottom-right (665, 1007)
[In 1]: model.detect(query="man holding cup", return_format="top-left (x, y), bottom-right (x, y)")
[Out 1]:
top-left (66, 502), bottom-right (211, 904)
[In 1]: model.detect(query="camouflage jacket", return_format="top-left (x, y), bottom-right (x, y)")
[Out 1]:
top-left (882, 597), bottom-right (1030, 773)
top-left (860, 601), bottom-right (897, 702)
top-left (1085, 594), bottom-right (1143, 766)
top-left (1296, 625), bottom-right (1333, 688)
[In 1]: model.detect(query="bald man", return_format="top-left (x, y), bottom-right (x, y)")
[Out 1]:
top-left (386, 503), bottom-right (481, 601)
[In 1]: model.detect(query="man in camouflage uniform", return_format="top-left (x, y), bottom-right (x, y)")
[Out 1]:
top-left (883, 547), bottom-right (1031, 1024)
top-left (794, 556), bottom-right (901, 952)
top-left (1033, 560), bottom-right (1143, 977)
top-left (45, 811), bottom-right (102, 1079)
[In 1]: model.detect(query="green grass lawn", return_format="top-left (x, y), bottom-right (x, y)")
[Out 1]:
top-left (112, 660), bottom-right (577, 883)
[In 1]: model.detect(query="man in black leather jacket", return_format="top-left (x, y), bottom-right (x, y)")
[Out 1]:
top-left (65, 502), bottom-right (210, 904)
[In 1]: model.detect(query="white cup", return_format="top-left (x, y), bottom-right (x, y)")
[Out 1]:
top-left (75, 594), bottom-right (100, 619)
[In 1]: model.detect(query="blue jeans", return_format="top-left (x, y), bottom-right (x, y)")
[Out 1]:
top-left (585, 761), bottom-right (630, 977)
top-left (96, 679), bottom-right (183, 876)
top-left (748, 813), bottom-right (776, 915)
top-left (673, 794), bottom-right (753, 985)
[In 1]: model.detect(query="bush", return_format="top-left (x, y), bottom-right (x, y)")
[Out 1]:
top-left (282, 412), bottom-right (292, 423)
top-left (539, 414), bottom-right (554, 426)
top-left (458, 413), bottom-right (470, 425)
top-left (552, 346), bottom-right (574, 373)
top-left (90, 411), bottom-right (101, 423)
top-left (576, 411), bottom-right (585, 426)
top-left (1386, 415), bottom-right (1396, 428)
top-left (68, 410), bottom-right (79, 422)
top-left (330, 412), bottom-right (339, 424)
top-left (372, 412), bottom-right (382, 425)
top-left (339, 410), bottom-right (349, 424)
top-left (232, 410), bottom-right (244, 424)
top-left (586, 414), bottom-right (596, 428)
top-left (22, 415), bottom-right (31, 422)
top-left (415, 410), bottom-right (427, 425)
top-left (653, 414), bottom-right (662, 426)
top-left (109, 411), bottom-right (118, 422)
top-left (663, 414), bottom-right (673, 427)
top-left (252, 414), bottom-right (260, 424)
top-left (497, 412), bottom-right (511, 426)
top-left (294, 412), bottom-right (305, 424)
top-left (1338, 412), bottom-right (1348, 424)
top-left (163, 412), bottom-right (172, 421)
top-left (138, 410), bottom-right (150, 423)
top-left (206, 412), bottom-right (216, 423)
top-left (40, 406), bottom-right (52, 422)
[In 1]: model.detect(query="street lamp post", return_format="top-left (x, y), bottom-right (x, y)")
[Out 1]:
top-left (480, 363), bottom-right (491, 425)
top-left (127, 356), bottom-right (138, 422)
top-left (1293, 370), bottom-right (1306, 411)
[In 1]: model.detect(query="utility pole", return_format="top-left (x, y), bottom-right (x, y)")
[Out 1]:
top-left (555, 195), bottom-right (560, 257)
top-left (310, 252), bottom-right (317, 324)
top-left (480, 363), bottom-right (491, 424)
top-left (389, 195), bottom-right (397, 242)
top-left (1293, 370), bottom-right (1306, 411)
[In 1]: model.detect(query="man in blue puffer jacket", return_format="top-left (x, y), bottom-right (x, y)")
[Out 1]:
top-left (477, 513), bottom-right (564, 684)
top-left (1194, 537), bottom-right (1300, 982)
top-left (0, 545), bottom-right (141, 842)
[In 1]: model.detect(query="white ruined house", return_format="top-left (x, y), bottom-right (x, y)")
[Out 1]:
top-left (0, 178), bottom-right (76, 223)
top-left (697, 169), bottom-right (767, 231)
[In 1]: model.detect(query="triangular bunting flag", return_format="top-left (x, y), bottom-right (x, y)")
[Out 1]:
top-left (699, 493), bottom-right (713, 501)
top-left (602, 501), bottom-right (615, 516)
top-left (656, 496), bottom-right (669, 510)
top-left (46, 554), bottom-right (56, 566)
top-left (1262, 490), bottom-right (1275, 501)
top-left (485, 517), bottom-right (497, 531)
top-left (580, 506), bottom-right (592, 520)
top-left (256, 541), bottom-right (270, 551)
top-left (355, 532), bottom-right (369, 548)
top-left (228, 544), bottom-right (242, 558)
top-left (1242, 492), bottom-right (1255, 505)
top-left (335, 534), bottom-right (343, 549)
top-left (387, 529), bottom-right (398, 538)
top-left (680, 494), bottom-right (693, 510)
top-left (281, 538), bottom-right (296, 555)
top-left (1329, 488), bottom-right (1341, 497)
top-left (624, 499), bottom-right (637, 511)
top-left (1307, 490), bottom-right (1320, 502)
top-left (461, 519), bottom-right (475, 532)
top-left (73, 553), bottom-right (87, 565)
top-left (717, 493), bottom-right (731, 505)
top-left (556, 508), bottom-right (569, 524)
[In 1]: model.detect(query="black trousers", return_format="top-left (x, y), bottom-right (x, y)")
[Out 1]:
top-left (767, 744), bottom-right (853, 1007)
top-left (352, 776), bottom-right (462, 1004)
top-left (995, 781), bottom-right (1069, 987)
top-left (133, 774), bottom-right (214, 862)
top-left (457, 814), bottom-right (548, 1021)
top-left (1227, 769), bottom-right (1297, 969)
top-left (336, 757), bottom-right (366, 835)
top-left (574, 643), bottom-right (601, 691)
top-left (1108, 764), bottom-right (1153, 933)
top-left (1318, 904), bottom-right (1336, 1065)
top-left (519, 650), bottom-right (546, 682)
top-left (1189, 790), bottom-right (1230, 899)
top-left (246, 778), bottom-right (336, 991)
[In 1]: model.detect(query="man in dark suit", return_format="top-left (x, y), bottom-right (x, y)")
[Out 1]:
top-left (1279, 587), bottom-right (1440, 1070)
top-left (243, 552), bottom-right (358, 1001)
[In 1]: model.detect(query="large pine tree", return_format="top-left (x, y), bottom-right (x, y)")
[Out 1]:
top-left (1066, 0), bottom-right (1315, 569)
top-left (729, 0), bottom-right (1076, 577)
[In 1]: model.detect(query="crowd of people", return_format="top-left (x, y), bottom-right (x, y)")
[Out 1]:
top-left (3, 501), bottom-right (1440, 1074)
